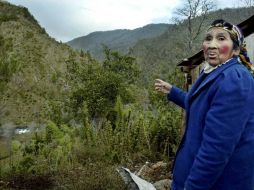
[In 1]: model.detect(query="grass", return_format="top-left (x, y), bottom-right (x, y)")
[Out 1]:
top-left (0, 126), bottom-right (129, 189)
top-left (0, 98), bottom-right (182, 189)
top-left (0, 137), bottom-right (11, 159)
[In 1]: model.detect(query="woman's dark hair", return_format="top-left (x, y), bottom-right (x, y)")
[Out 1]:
top-left (211, 19), bottom-right (233, 30)
top-left (210, 19), bottom-right (239, 50)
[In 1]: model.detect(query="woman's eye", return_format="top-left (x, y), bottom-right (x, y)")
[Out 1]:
top-left (218, 37), bottom-right (225, 41)
top-left (204, 36), bottom-right (212, 41)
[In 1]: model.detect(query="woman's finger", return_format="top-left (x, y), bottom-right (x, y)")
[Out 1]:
top-left (155, 79), bottom-right (164, 83)
top-left (154, 83), bottom-right (162, 87)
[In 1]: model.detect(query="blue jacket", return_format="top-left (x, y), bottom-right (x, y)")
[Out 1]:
top-left (168, 58), bottom-right (254, 190)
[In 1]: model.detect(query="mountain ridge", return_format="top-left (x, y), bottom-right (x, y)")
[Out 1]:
top-left (68, 23), bottom-right (171, 60)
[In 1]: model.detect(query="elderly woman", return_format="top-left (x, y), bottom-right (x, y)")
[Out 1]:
top-left (155, 19), bottom-right (254, 190)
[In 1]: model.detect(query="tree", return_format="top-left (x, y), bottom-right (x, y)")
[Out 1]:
top-left (67, 48), bottom-right (139, 120)
top-left (173, 0), bottom-right (216, 50)
top-left (102, 46), bottom-right (140, 84)
top-left (240, 0), bottom-right (254, 6)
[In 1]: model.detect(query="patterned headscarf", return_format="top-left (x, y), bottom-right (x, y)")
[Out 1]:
top-left (208, 19), bottom-right (254, 75)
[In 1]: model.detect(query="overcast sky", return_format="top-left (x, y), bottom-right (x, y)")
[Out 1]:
top-left (7, 0), bottom-right (241, 42)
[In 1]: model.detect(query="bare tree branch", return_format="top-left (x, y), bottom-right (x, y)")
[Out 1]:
top-left (241, 0), bottom-right (254, 6)
top-left (173, 0), bottom-right (216, 50)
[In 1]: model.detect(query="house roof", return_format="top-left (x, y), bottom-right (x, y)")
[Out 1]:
top-left (178, 14), bottom-right (254, 67)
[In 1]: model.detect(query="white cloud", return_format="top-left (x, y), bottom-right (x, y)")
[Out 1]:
top-left (81, 0), bottom-right (181, 28)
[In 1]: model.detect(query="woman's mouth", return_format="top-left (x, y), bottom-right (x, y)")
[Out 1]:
top-left (208, 52), bottom-right (217, 59)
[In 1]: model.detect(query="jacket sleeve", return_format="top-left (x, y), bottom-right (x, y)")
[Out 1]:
top-left (167, 86), bottom-right (187, 109)
top-left (184, 70), bottom-right (252, 190)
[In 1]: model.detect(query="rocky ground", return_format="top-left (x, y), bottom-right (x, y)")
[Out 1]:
top-left (118, 161), bottom-right (173, 190)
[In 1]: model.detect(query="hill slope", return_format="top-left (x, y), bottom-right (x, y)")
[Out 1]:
top-left (67, 24), bottom-right (171, 60)
top-left (0, 1), bottom-right (86, 124)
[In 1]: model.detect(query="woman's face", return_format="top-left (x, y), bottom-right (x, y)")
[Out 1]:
top-left (202, 27), bottom-right (239, 66)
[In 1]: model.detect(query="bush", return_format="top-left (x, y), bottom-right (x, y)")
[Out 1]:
top-left (0, 13), bottom-right (18, 22)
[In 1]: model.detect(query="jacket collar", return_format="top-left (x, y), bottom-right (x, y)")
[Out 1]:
top-left (189, 58), bottom-right (238, 100)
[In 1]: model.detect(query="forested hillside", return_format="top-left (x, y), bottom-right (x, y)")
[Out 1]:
top-left (68, 23), bottom-right (171, 60)
top-left (0, 1), bottom-right (87, 124)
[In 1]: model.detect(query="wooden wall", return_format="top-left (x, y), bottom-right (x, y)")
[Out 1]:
top-left (246, 33), bottom-right (254, 63)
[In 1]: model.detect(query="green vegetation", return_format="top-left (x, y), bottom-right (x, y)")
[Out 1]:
top-left (0, 1), bottom-right (253, 189)
top-left (0, 2), bottom-right (183, 188)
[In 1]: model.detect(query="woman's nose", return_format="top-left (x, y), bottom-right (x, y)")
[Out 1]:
top-left (208, 39), bottom-right (218, 49)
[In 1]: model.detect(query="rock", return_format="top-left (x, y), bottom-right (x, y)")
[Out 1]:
top-left (137, 161), bottom-right (170, 182)
top-left (136, 162), bottom-right (154, 181)
top-left (117, 167), bottom-right (139, 190)
top-left (117, 161), bottom-right (172, 190)
top-left (117, 167), bottom-right (156, 190)
top-left (151, 161), bottom-right (167, 170)
top-left (153, 179), bottom-right (172, 190)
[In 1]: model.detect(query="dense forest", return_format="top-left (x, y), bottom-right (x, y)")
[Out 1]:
top-left (0, 1), bottom-right (253, 189)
